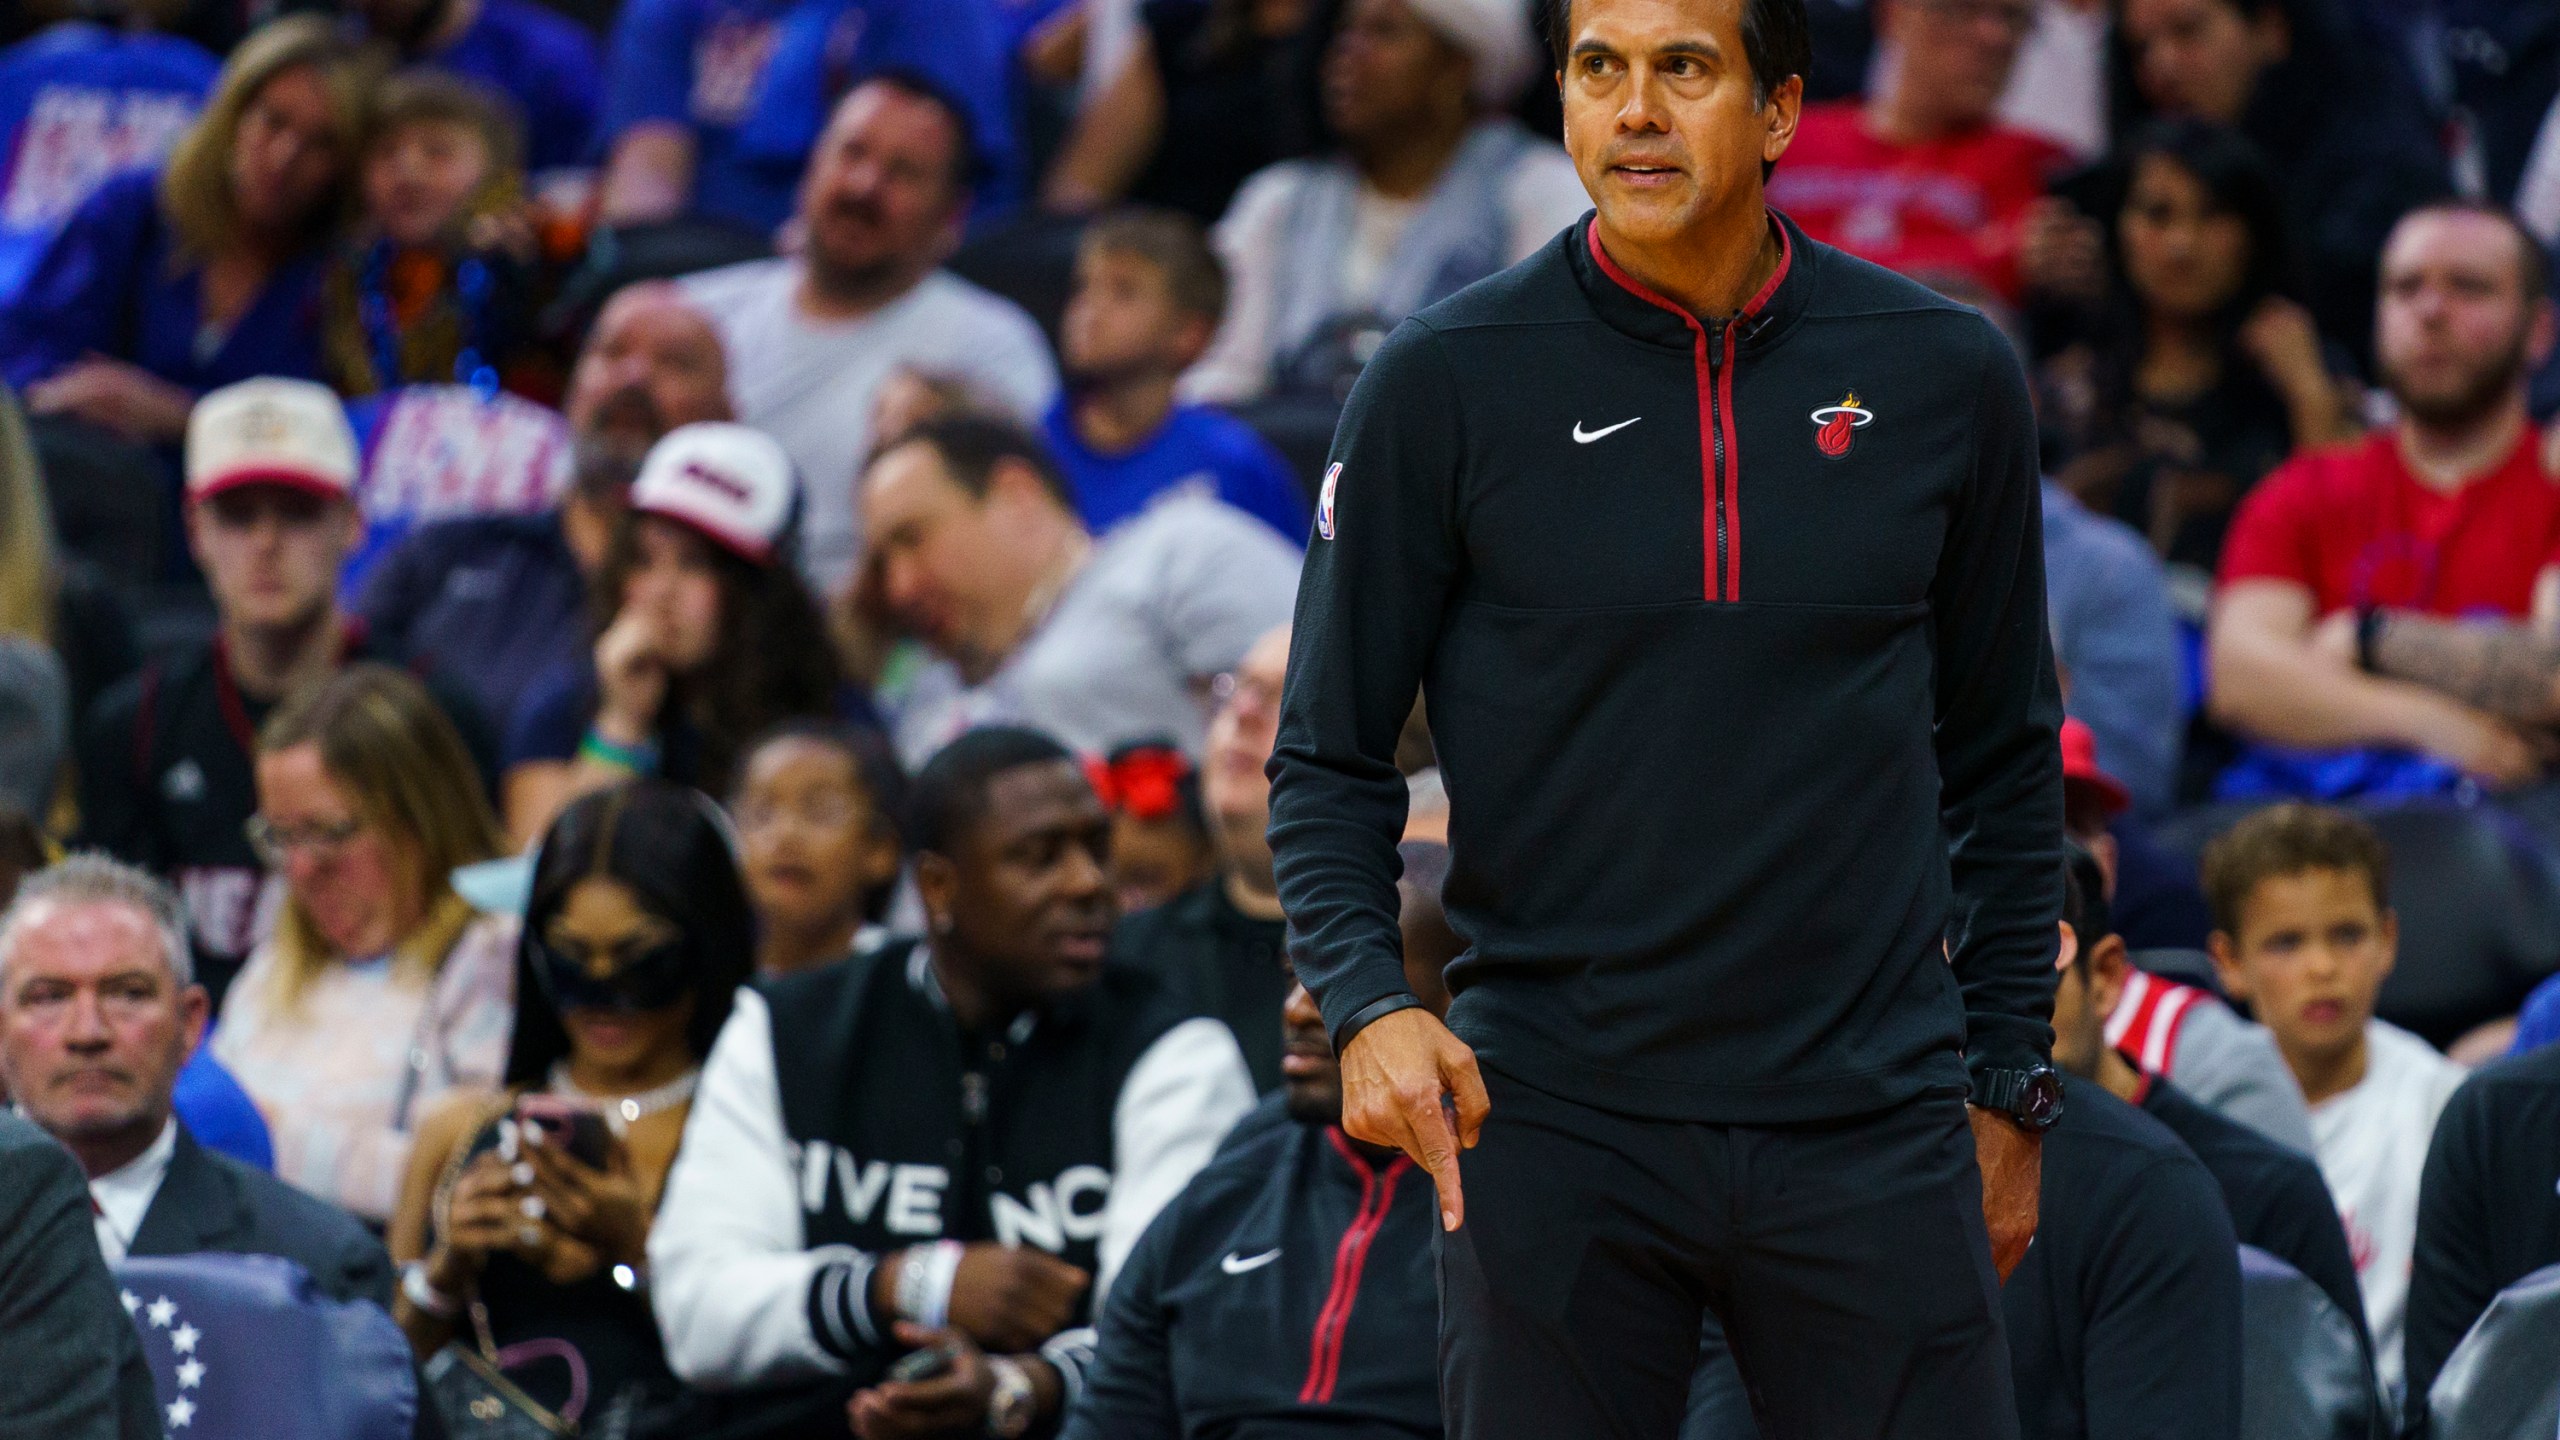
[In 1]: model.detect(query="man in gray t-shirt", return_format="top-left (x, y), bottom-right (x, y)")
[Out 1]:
top-left (863, 413), bottom-right (1300, 767)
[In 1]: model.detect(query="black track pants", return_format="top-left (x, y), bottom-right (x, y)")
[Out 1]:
top-left (1437, 1065), bottom-right (2020, 1440)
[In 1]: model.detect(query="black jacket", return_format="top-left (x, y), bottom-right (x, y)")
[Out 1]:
top-left (2403, 1043), bottom-right (2560, 1421)
top-left (2136, 1079), bottom-right (2366, 1342)
top-left (1115, 881), bottom-right (1292, 1093)
top-left (131, 1124), bottom-right (395, 1309)
top-left (0, 1113), bottom-right (161, 1440)
top-left (1064, 1096), bottom-right (1440, 1440)
top-left (1269, 211), bottom-right (2062, 1123)
top-left (2005, 1083), bottom-right (2242, 1440)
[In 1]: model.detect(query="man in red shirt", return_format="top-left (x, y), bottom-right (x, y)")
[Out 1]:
top-left (2209, 202), bottom-right (2560, 789)
top-left (1764, 0), bottom-right (2084, 303)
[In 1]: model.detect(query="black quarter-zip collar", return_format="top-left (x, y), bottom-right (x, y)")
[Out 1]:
top-left (1568, 207), bottom-right (1813, 353)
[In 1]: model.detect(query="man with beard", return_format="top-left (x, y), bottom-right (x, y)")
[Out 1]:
top-left (334, 0), bottom-right (600, 172)
top-left (1065, 840), bottom-right (1459, 1439)
top-left (681, 76), bottom-right (1056, 593)
top-left (2211, 202), bottom-right (2560, 791)
top-left (359, 281), bottom-right (731, 732)
top-left (1115, 624), bottom-right (1293, 1089)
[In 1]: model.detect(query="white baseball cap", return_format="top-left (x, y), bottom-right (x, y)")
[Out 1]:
top-left (629, 422), bottom-right (796, 565)
top-left (185, 378), bottom-right (359, 504)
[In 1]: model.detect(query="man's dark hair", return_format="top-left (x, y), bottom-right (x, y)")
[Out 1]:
top-left (846, 69), bottom-right (983, 195)
top-left (873, 411), bottom-right (1076, 510)
top-left (1541, 0), bottom-right (1811, 108)
top-left (906, 726), bottom-right (1078, 859)
top-left (2059, 842), bottom-right (2112, 957)
top-left (2397, 199), bottom-right (2553, 308)
top-left (2198, 802), bottom-right (2390, 938)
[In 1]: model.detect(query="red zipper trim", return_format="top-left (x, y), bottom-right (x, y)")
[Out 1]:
top-left (1300, 1130), bottom-right (1412, 1404)
top-left (1584, 221), bottom-right (1792, 604)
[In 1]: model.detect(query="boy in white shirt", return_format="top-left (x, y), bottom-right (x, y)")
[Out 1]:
top-left (2204, 802), bottom-right (2466, 1404)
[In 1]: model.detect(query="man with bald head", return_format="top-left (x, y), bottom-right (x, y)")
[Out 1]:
top-left (1118, 624), bottom-right (1295, 1089)
top-left (360, 280), bottom-right (733, 730)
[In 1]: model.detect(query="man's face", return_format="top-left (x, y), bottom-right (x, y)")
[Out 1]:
top-left (0, 901), bottom-right (206, 1150)
top-left (1878, 0), bottom-right (2034, 130)
top-left (1060, 248), bottom-right (1202, 386)
top-left (188, 485), bottom-right (359, 632)
top-left (2048, 921), bottom-right (2129, 1081)
top-left (2119, 0), bottom-right (2280, 127)
top-left (862, 443), bottom-right (1023, 661)
top-left (2375, 210), bottom-right (2551, 429)
top-left (2210, 868), bottom-right (2397, 1077)
top-left (798, 84), bottom-right (967, 294)
top-left (1560, 0), bottom-right (1800, 251)
top-left (930, 761), bottom-right (1116, 1009)
top-left (1202, 627), bottom-right (1288, 855)
top-left (564, 287), bottom-right (732, 477)
top-left (1322, 0), bottom-right (1470, 146)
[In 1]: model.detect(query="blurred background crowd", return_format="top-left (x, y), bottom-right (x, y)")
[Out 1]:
top-left (1, 0), bottom-right (2559, 1435)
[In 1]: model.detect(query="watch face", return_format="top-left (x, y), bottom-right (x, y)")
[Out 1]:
top-left (2021, 1070), bottom-right (2064, 1126)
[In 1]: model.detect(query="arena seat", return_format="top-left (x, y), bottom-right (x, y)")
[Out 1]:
top-left (2145, 799), bottom-right (2560, 1048)
top-left (114, 1251), bottom-right (416, 1440)
top-left (2423, 1262), bottom-right (2560, 1440)
top-left (2236, 1245), bottom-right (2380, 1440)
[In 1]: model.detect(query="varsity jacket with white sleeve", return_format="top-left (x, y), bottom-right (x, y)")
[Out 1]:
top-left (650, 938), bottom-right (1256, 1406)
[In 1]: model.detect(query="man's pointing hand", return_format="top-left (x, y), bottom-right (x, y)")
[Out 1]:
top-left (1338, 1008), bottom-right (1490, 1230)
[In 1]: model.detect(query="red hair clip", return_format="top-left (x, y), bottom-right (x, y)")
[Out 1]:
top-left (1088, 746), bottom-right (1193, 822)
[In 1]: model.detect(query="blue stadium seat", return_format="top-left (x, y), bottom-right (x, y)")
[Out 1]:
top-left (2424, 1262), bottom-right (2560, 1440)
top-left (2236, 1244), bottom-right (2380, 1440)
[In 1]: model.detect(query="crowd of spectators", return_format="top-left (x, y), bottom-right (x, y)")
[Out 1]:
top-left (1, 0), bottom-right (2559, 1434)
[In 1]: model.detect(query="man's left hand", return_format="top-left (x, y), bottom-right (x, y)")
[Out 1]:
top-left (847, 1325), bottom-right (992, 1439)
top-left (1969, 1105), bottom-right (2042, 1282)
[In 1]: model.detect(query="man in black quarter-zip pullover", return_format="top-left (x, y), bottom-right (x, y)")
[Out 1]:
top-left (1263, 0), bottom-right (2066, 1433)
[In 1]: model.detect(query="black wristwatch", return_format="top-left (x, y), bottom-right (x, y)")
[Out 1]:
top-left (1970, 1064), bottom-right (2065, 1133)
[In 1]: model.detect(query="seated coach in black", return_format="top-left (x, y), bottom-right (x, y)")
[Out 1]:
top-left (1065, 840), bottom-right (1463, 1439)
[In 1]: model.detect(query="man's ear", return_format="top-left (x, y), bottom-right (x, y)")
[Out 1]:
top-left (1171, 313), bottom-right (1217, 371)
top-left (914, 852), bottom-right (957, 935)
top-left (2055, 920), bottom-right (2079, 972)
top-left (2247, 4), bottom-right (2290, 64)
top-left (2376, 905), bottom-right (2399, 980)
top-left (2087, 935), bottom-right (2132, 1018)
top-left (2206, 930), bottom-right (2251, 1002)
top-left (179, 983), bottom-right (210, 1057)
top-left (1761, 74), bottom-right (1804, 168)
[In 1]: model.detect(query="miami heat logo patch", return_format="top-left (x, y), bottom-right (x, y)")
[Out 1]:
top-left (1809, 392), bottom-right (1874, 459)
top-left (1317, 462), bottom-right (1341, 540)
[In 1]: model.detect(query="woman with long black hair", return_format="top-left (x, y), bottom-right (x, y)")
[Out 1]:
top-left (2046, 118), bottom-right (2357, 577)
top-left (387, 779), bottom-right (752, 1436)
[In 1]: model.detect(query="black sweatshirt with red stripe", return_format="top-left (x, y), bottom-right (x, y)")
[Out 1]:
top-left (1268, 210), bottom-right (2063, 1124)
top-left (1064, 1097), bottom-right (1440, 1440)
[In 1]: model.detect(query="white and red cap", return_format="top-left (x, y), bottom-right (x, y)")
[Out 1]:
top-left (185, 378), bottom-right (359, 505)
top-left (629, 422), bottom-right (796, 565)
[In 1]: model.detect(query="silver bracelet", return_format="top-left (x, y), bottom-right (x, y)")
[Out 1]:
top-left (401, 1260), bottom-right (462, 1320)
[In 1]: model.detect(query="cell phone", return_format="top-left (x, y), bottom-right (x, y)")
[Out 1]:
top-left (514, 1095), bottom-right (612, 1169)
top-left (887, 1344), bottom-right (958, 1384)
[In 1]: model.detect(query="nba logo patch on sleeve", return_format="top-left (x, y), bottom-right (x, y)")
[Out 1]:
top-left (1317, 462), bottom-right (1342, 540)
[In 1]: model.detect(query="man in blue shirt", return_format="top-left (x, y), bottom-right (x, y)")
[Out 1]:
top-left (1042, 209), bottom-right (1307, 543)
top-left (0, 18), bottom-right (215, 303)
top-left (344, 0), bottom-right (603, 173)
top-left (596, 0), bottom-right (1013, 236)
top-left (2042, 478), bottom-right (2184, 817)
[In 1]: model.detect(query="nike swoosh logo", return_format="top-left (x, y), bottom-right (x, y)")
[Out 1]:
top-left (1573, 417), bottom-right (1640, 444)
top-left (1220, 1248), bottom-right (1280, 1275)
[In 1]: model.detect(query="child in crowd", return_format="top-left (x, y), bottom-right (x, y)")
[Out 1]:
top-left (1090, 738), bottom-right (1214, 915)
top-left (1043, 208), bottom-right (1308, 542)
top-left (729, 721), bottom-right (907, 978)
top-left (2203, 802), bottom-right (2466, 1402)
top-left (321, 70), bottom-right (536, 399)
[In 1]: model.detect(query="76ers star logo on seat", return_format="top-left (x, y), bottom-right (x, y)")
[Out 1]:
top-left (1810, 392), bottom-right (1874, 458)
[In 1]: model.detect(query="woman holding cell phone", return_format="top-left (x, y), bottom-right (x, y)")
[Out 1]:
top-left (386, 780), bottom-right (753, 1436)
